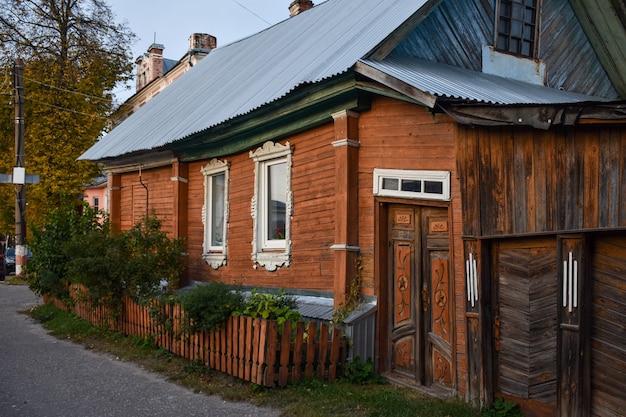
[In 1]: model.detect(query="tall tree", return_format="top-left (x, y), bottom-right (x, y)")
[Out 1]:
top-left (0, 0), bottom-right (135, 233)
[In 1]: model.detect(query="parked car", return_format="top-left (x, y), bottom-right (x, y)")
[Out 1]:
top-left (3, 247), bottom-right (33, 276)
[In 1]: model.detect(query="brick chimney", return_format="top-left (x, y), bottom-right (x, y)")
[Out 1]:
top-left (289, 0), bottom-right (314, 17)
top-left (188, 33), bottom-right (217, 51)
top-left (136, 43), bottom-right (164, 91)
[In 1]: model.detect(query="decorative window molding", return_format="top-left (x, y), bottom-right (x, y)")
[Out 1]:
top-left (249, 141), bottom-right (293, 271)
top-left (201, 158), bottom-right (229, 269)
top-left (373, 168), bottom-right (450, 201)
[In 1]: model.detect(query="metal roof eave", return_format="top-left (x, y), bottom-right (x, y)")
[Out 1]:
top-left (439, 101), bottom-right (626, 130)
top-left (354, 61), bottom-right (438, 108)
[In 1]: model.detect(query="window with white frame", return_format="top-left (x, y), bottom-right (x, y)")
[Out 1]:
top-left (249, 141), bottom-right (293, 271)
top-left (201, 159), bottom-right (229, 269)
top-left (373, 169), bottom-right (451, 201)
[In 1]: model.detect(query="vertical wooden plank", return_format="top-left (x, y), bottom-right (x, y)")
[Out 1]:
top-left (565, 128), bottom-right (584, 230)
top-left (219, 327), bottom-right (226, 371)
top-left (256, 320), bottom-right (269, 386)
top-left (231, 317), bottom-right (239, 377)
top-left (226, 319), bottom-right (233, 375)
top-left (305, 322), bottom-right (316, 378)
top-left (620, 130), bottom-right (626, 226)
top-left (251, 318), bottom-right (261, 384)
top-left (584, 132), bottom-right (599, 229)
top-left (238, 316), bottom-right (246, 379)
top-left (263, 321), bottom-right (277, 387)
top-left (513, 129), bottom-right (527, 234)
top-left (278, 321), bottom-right (291, 386)
top-left (244, 317), bottom-right (253, 382)
top-left (208, 328), bottom-right (215, 369)
top-left (292, 321), bottom-right (304, 382)
top-left (328, 327), bottom-right (342, 382)
top-left (317, 323), bottom-right (329, 379)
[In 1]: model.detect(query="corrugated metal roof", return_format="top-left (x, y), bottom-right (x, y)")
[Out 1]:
top-left (80, 0), bottom-right (430, 162)
top-left (359, 54), bottom-right (609, 105)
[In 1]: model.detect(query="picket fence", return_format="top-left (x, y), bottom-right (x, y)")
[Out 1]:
top-left (44, 285), bottom-right (347, 387)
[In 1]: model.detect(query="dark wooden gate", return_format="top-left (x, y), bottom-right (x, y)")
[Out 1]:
top-left (387, 205), bottom-right (453, 390)
top-left (492, 238), bottom-right (558, 416)
top-left (590, 234), bottom-right (626, 417)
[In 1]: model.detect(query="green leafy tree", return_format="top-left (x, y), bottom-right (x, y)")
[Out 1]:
top-left (0, 0), bottom-right (136, 232)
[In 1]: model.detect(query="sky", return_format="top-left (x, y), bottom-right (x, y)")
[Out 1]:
top-left (106, 0), bottom-right (295, 102)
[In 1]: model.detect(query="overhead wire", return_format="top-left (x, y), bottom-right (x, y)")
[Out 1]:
top-left (230, 0), bottom-right (272, 25)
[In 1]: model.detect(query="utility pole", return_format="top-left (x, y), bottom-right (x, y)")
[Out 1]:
top-left (14, 58), bottom-right (27, 275)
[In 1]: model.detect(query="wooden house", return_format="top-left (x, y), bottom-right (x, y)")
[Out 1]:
top-left (81, 0), bottom-right (626, 415)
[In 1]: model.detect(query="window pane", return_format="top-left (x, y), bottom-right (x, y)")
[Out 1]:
top-left (424, 181), bottom-right (443, 194)
top-left (401, 180), bottom-right (421, 193)
top-left (267, 162), bottom-right (286, 241)
top-left (511, 20), bottom-right (523, 38)
top-left (211, 173), bottom-right (225, 246)
top-left (382, 178), bottom-right (399, 191)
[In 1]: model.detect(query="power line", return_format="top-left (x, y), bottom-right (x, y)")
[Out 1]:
top-left (230, 0), bottom-right (272, 25)
top-left (25, 97), bottom-right (108, 119)
top-left (23, 76), bottom-right (114, 103)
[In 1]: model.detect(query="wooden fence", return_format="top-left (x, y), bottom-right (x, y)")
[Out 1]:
top-left (45, 285), bottom-right (346, 387)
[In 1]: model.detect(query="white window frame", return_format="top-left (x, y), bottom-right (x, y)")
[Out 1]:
top-left (373, 168), bottom-right (451, 201)
top-left (201, 159), bottom-right (229, 269)
top-left (249, 141), bottom-right (293, 271)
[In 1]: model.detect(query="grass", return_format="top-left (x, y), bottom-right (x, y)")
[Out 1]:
top-left (27, 303), bottom-right (481, 417)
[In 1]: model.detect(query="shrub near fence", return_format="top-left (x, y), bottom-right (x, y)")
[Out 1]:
top-left (45, 285), bottom-right (347, 387)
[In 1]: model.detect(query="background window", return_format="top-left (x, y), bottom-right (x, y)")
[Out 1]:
top-left (209, 173), bottom-right (225, 248)
top-left (201, 159), bottom-right (229, 269)
top-left (496, 0), bottom-right (538, 58)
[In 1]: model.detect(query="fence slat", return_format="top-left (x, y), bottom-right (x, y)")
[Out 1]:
top-left (328, 327), bottom-right (342, 382)
top-left (251, 318), bottom-right (261, 384)
top-left (263, 320), bottom-right (277, 387)
top-left (317, 323), bottom-right (329, 379)
top-left (277, 321), bottom-right (291, 387)
top-left (244, 317), bottom-right (253, 382)
top-left (305, 322), bottom-right (317, 378)
top-left (292, 321), bottom-right (304, 382)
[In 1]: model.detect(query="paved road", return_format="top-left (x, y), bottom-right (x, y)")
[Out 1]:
top-left (0, 284), bottom-right (280, 417)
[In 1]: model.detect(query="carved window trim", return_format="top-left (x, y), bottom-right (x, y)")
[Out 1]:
top-left (249, 141), bottom-right (293, 271)
top-left (201, 158), bottom-right (229, 269)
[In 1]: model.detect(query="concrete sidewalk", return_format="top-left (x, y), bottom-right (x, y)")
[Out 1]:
top-left (0, 284), bottom-right (279, 417)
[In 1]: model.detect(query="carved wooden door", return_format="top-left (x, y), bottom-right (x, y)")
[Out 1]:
top-left (387, 205), bottom-right (453, 389)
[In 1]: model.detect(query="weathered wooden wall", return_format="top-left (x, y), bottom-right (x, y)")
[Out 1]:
top-left (458, 125), bottom-right (626, 238)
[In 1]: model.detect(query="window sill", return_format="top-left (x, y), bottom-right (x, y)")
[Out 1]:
top-left (252, 251), bottom-right (290, 271)
top-left (203, 252), bottom-right (227, 269)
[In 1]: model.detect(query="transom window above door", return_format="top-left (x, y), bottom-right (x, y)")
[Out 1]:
top-left (373, 169), bottom-right (450, 201)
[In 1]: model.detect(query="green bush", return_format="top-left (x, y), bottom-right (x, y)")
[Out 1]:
top-left (234, 288), bottom-right (302, 327)
top-left (27, 205), bottom-right (185, 317)
top-left (179, 282), bottom-right (245, 333)
top-left (342, 356), bottom-right (384, 385)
